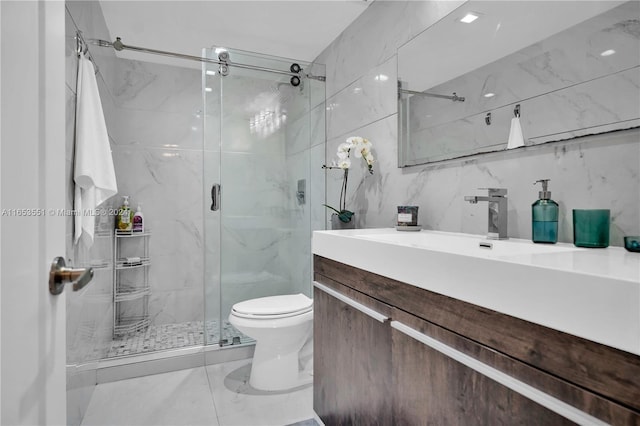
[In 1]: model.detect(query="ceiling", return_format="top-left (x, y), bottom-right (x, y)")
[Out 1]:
top-left (99, 0), bottom-right (372, 66)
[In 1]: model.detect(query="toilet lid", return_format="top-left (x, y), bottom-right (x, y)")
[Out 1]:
top-left (232, 293), bottom-right (313, 317)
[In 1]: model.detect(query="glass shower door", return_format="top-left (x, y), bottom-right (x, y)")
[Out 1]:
top-left (203, 47), bottom-right (320, 346)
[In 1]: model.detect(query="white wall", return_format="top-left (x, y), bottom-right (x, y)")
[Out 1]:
top-left (317, 0), bottom-right (640, 245)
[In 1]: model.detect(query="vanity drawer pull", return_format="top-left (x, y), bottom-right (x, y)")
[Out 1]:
top-left (390, 321), bottom-right (607, 426)
top-left (313, 281), bottom-right (389, 323)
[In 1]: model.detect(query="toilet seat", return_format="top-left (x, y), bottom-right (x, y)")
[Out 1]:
top-left (231, 293), bottom-right (313, 319)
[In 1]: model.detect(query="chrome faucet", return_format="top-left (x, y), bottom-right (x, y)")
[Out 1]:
top-left (464, 188), bottom-right (508, 240)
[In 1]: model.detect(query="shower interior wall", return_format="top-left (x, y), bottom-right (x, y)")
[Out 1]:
top-left (65, 2), bottom-right (326, 425)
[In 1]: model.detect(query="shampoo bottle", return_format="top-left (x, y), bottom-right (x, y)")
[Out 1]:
top-left (116, 196), bottom-right (133, 231)
top-left (133, 205), bottom-right (144, 232)
top-left (532, 179), bottom-right (558, 244)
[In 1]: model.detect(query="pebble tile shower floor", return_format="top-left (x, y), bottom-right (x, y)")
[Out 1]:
top-left (106, 320), bottom-right (251, 358)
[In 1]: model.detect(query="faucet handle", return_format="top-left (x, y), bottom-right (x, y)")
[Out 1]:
top-left (479, 188), bottom-right (507, 196)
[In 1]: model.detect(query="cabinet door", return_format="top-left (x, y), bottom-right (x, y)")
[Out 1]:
top-left (313, 281), bottom-right (393, 425)
top-left (391, 313), bottom-right (590, 426)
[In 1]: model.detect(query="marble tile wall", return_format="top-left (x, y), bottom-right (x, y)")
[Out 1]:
top-left (104, 57), bottom-right (205, 326)
top-left (283, 70), bottom-right (326, 298)
top-left (316, 0), bottom-right (640, 246)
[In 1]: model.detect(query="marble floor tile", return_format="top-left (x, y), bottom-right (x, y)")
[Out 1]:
top-left (80, 361), bottom-right (318, 426)
top-left (206, 359), bottom-right (314, 426)
top-left (81, 367), bottom-right (218, 426)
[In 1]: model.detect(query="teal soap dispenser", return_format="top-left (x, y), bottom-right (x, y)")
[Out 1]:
top-left (532, 179), bottom-right (558, 244)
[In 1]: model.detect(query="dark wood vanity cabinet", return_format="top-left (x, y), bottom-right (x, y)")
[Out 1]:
top-left (313, 255), bottom-right (640, 426)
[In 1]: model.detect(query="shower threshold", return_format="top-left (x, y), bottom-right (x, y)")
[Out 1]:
top-left (96, 338), bottom-right (255, 384)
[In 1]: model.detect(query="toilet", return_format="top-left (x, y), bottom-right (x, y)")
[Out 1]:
top-left (228, 293), bottom-right (313, 391)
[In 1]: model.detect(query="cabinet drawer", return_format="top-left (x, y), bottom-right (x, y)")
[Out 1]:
top-left (392, 308), bottom-right (639, 425)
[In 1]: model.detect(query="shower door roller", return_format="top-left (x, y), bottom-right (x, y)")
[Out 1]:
top-left (49, 257), bottom-right (93, 295)
top-left (218, 50), bottom-right (230, 76)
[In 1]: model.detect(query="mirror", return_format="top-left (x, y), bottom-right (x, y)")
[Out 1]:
top-left (398, 1), bottom-right (640, 166)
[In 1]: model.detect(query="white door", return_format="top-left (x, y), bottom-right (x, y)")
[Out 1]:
top-left (1, 1), bottom-right (67, 425)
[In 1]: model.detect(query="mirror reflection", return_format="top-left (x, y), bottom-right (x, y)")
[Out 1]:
top-left (398, 1), bottom-right (640, 166)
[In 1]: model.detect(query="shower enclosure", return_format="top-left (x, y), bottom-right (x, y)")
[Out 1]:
top-left (67, 35), bottom-right (325, 360)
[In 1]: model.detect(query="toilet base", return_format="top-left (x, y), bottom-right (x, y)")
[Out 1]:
top-left (228, 295), bottom-right (313, 391)
top-left (249, 344), bottom-right (312, 391)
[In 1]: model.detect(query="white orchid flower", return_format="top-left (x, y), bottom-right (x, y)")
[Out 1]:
top-left (346, 136), bottom-right (362, 146)
top-left (337, 142), bottom-right (351, 154)
top-left (338, 158), bottom-right (351, 169)
top-left (329, 136), bottom-right (373, 172)
top-left (324, 136), bottom-right (374, 219)
top-left (356, 142), bottom-right (372, 158)
top-left (365, 152), bottom-right (374, 166)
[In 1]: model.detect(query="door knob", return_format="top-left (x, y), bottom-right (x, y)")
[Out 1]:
top-left (49, 257), bottom-right (93, 295)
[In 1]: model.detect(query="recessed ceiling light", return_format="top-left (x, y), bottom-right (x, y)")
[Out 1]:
top-left (600, 49), bottom-right (616, 57)
top-left (205, 87), bottom-right (213, 92)
top-left (206, 70), bottom-right (216, 76)
top-left (460, 13), bottom-right (479, 24)
top-left (375, 74), bottom-right (388, 81)
top-left (483, 92), bottom-right (495, 98)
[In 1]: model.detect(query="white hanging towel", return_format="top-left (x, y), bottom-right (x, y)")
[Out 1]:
top-left (74, 53), bottom-right (117, 246)
top-left (507, 116), bottom-right (525, 149)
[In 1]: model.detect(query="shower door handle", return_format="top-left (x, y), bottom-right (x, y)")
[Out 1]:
top-left (211, 183), bottom-right (221, 211)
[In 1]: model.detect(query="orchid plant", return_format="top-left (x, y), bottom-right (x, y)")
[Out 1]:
top-left (324, 136), bottom-right (374, 223)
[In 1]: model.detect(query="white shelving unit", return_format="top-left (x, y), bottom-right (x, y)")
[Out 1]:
top-left (113, 230), bottom-right (151, 336)
top-left (84, 228), bottom-right (114, 270)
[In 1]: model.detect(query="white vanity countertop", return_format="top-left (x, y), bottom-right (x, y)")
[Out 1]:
top-left (312, 228), bottom-right (640, 356)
